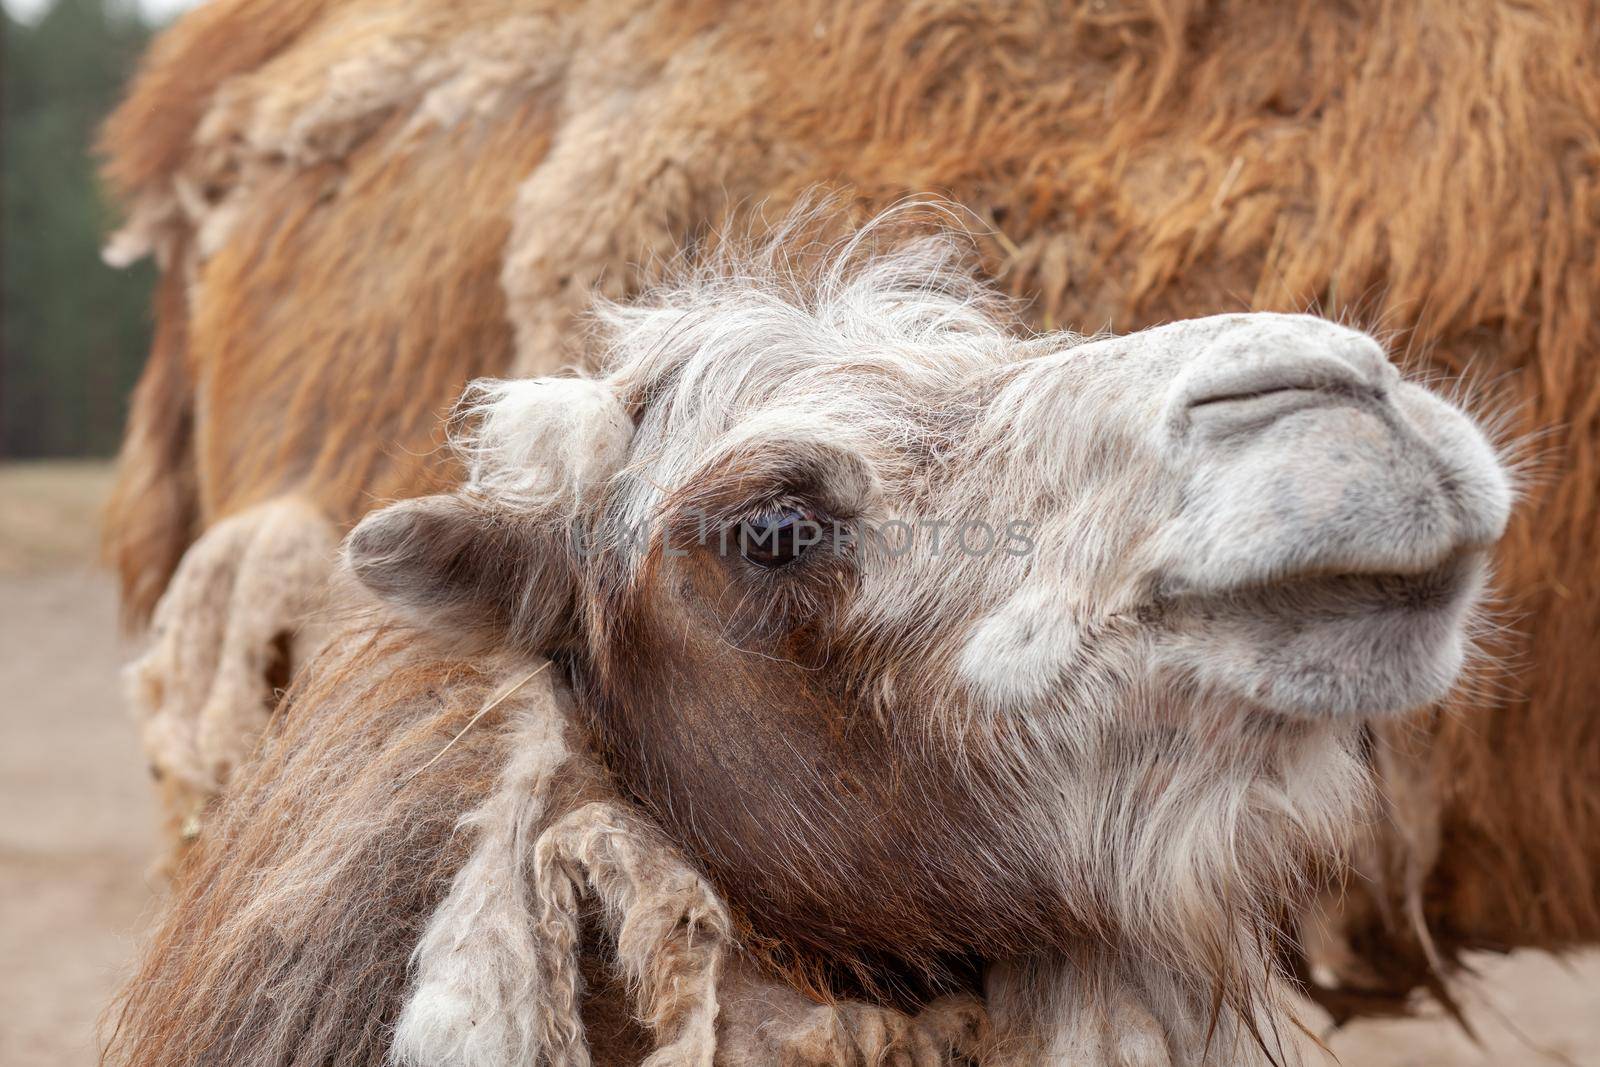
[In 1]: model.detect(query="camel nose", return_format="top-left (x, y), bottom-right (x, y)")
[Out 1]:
top-left (1168, 316), bottom-right (1395, 439)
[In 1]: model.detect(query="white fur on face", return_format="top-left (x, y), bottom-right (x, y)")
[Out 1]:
top-left (955, 583), bottom-right (1089, 712)
top-left (933, 312), bottom-right (1512, 721)
top-left (584, 239), bottom-right (1509, 727)
top-left (457, 377), bottom-right (636, 512)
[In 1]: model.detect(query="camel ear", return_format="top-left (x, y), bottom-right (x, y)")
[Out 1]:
top-left (345, 493), bottom-right (577, 650)
top-left (346, 376), bottom-right (634, 650)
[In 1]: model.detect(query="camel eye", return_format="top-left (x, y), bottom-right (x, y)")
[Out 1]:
top-left (738, 508), bottom-right (821, 569)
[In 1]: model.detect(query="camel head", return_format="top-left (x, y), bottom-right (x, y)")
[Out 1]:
top-left (346, 229), bottom-right (1511, 1011)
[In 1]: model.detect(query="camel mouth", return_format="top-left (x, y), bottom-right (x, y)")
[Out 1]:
top-left (1200, 545), bottom-right (1483, 611)
top-left (1155, 547), bottom-right (1490, 718)
top-left (1155, 539), bottom-right (1487, 618)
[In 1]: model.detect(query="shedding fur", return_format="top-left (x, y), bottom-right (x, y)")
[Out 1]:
top-left (125, 495), bottom-right (337, 850)
top-left (105, 0), bottom-right (563, 268)
top-left (391, 661), bottom-right (743, 1067)
top-left (110, 602), bottom-right (957, 1067)
top-left (106, 628), bottom-right (529, 1067)
top-left (714, 959), bottom-right (987, 1066)
top-left (109, 620), bottom-right (721, 1067)
top-left (390, 668), bottom-right (569, 1067)
top-left (535, 803), bottom-right (729, 1067)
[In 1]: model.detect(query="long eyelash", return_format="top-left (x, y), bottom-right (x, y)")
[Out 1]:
top-left (734, 496), bottom-right (821, 527)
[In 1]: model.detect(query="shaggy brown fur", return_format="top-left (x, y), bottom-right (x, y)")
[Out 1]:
top-left (105, 630), bottom-right (527, 1066)
top-left (102, 0), bottom-right (1600, 1021)
top-left (102, 234), bottom-right (198, 626)
top-left (105, 615), bottom-right (987, 1067)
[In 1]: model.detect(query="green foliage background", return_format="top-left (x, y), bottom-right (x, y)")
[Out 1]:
top-left (2, 0), bottom-right (156, 457)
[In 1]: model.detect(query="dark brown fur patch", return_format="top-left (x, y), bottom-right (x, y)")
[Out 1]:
top-left (576, 547), bottom-right (1069, 1006)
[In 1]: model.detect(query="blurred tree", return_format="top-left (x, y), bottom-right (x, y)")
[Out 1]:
top-left (1, 0), bottom-right (155, 457)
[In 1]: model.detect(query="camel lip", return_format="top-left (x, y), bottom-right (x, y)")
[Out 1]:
top-left (1249, 543), bottom-right (1481, 590)
top-left (1155, 545), bottom-right (1489, 616)
top-left (1151, 544), bottom-right (1493, 721)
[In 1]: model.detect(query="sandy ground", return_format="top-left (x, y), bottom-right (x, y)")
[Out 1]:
top-left (1, 463), bottom-right (160, 1067)
top-left (1, 460), bottom-right (1596, 1065)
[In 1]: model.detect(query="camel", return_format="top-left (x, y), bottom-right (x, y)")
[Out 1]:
top-left (97, 0), bottom-right (1599, 1056)
top-left (106, 223), bottom-right (1511, 1065)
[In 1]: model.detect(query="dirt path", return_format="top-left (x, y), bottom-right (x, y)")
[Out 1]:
top-left (1, 568), bottom-right (157, 1066)
top-left (0, 462), bottom-right (1595, 1065)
